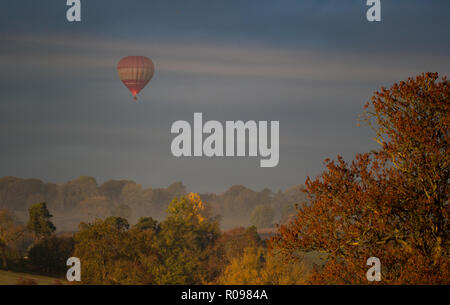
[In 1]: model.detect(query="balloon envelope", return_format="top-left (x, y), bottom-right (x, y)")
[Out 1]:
top-left (117, 56), bottom-right (154, 100)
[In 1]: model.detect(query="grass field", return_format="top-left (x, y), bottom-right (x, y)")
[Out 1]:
top-left (0, 269), bottom-right (65, 285)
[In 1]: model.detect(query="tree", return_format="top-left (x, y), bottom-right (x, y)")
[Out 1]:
top-left (120, 183), bottom-right (149, 216)
top-left (104, 216), bottom-right (129, 231)
top-left (28, 235), bottom-right (74, 275)
top-left (156, 193), bottom-right (220, 284)
top-left (202, 226), bottom-right (263, 283)
top-left (27, 202), bottom-right (55, 240)
top-left (0, 209), bottom-right (25, 268)
top-left (271, 73), bottom-right (449, 284)
top-left (218, 247), bottom-right (306, 284)
top-left (134, 217), bottom-right (159, 232)
top-left (74, 219), bottom-right (127, 284)
top-left (60, 176), bottom-right (99, 211)
top-left (73, 219), bottom-right (159, 284)
top-left (73, 193), bottom-right (219, 284)
top-left (250, 205), bottom-right (275, 228)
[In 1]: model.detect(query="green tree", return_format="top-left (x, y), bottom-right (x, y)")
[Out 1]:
top-left (250, 205), bottom-right (275, 228)
top-left (28, 235), bottom-right (74, 275)
top-left (104, 216), bottom-right (129, 231)
top-left (134, 217), bottom-right (159, 232)
top-left (74, 220), bottom-right (131, 284)
top-left (156, 193), bottom-right (219, 284)
top-left (27, 202), bottom-right (55, 240)
top-left (73, 219), bottom-right (159, 284)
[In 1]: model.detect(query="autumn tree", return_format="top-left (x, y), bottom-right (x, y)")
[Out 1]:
top-left (202, 226), bottom-right (263, 283)
top-left (73, 193), bottom-right (218, 284)
top-left (156, 193), bottom-right (220, 284)
top-left (73, 219), bottom-right (159, 284)
top-left (218, 247), bottom-right (306, 285)
top-left (0, 209), bottom-right (25, 268)
top-left (271, 73), bottom-right (449, 284)
top-left (27, 202), bottom-right (55, 240)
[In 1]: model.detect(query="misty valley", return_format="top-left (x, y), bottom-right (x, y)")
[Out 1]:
top-left (0, 176), bottom-right (305, 233)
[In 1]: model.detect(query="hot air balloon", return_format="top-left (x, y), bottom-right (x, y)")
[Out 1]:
top-left (117, 56), bottom-right (154, 101)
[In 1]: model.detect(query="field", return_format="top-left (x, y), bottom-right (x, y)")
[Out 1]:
top-left (0, 269), bottom-right (65, 285)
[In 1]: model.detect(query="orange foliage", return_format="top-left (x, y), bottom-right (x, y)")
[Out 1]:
top-left (270, 73), bottom-right (449, 284)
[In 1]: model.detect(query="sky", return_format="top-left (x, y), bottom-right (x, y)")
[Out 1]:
top-left (0, 0), bottom-right (449, 192)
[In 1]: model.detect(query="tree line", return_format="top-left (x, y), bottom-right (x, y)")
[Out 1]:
top-left (0, 195), bottom-right (306, 284)
top-left (0, 177), bottom-right (306, 231)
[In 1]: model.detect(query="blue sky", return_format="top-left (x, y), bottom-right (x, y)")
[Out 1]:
top-left (0, 0), bottom-right (449, 192)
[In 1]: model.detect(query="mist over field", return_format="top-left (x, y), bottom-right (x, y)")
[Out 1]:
top-left (0, 176), bottom-right (305, 232)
